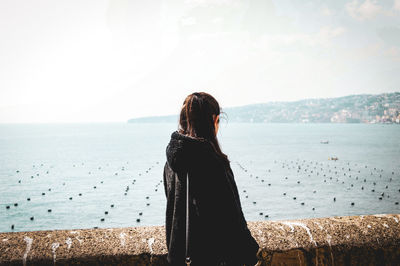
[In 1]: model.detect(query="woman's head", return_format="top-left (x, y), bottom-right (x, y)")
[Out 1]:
top-left (178, 92), bottom-right (229, 165)
top-left (179, 92), bottom-right (220, 138)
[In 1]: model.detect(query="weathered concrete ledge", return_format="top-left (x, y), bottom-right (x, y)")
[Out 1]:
top-left (1, 214), bottom-right (399, 265)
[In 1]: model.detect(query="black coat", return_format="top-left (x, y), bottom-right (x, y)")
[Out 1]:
top-left (163, 131), bottom-right (260, 266)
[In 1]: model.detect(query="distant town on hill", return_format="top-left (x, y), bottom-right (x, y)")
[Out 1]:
top-left (128, 92), bottom-right (400, 124)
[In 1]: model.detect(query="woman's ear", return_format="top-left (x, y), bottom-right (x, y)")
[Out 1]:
top-left (213, 114), bottom-right (219, 124)
top-left (214, 114), bottom-right (220, 134)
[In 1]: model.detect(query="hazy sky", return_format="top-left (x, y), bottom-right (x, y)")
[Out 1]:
top-left (1, 0), bottom-right (400, 123)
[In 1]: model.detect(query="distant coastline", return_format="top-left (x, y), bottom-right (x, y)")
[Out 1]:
top-left (128, 92), bottom-right (400, 124)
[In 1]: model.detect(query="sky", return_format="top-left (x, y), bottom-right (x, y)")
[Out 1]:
top-left (0, 0), bottom-right (400, 123)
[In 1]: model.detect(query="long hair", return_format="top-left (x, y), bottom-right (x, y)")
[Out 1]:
top-left (178, 92), bottom-right (230, 165)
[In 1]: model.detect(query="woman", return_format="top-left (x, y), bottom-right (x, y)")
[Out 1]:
top-left (163, 92), bottom-right (260, 266)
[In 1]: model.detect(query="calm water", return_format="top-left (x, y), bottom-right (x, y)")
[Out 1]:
top-left (0, 123), bottom-right (399, 233)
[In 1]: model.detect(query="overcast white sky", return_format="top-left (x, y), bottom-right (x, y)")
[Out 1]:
top-left (1, 0), bottom-right (400, 123)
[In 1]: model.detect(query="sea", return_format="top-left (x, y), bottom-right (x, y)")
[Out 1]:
top-left (0, 123), bottom-right (399, 233)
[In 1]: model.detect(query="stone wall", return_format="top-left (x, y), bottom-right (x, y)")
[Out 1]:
top-left (1, 214), bottom-right (399, 265)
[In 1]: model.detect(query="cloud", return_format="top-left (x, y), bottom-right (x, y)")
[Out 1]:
top-left (180, 16), bottom-right (197, 26)
top-left (184, 0), bottom-right (237, 6)
top-left (377, 26), bottom-right (400, 46)
top-left (394, 0), bottom-right (400, 11)
top-left (345, 0), bottom-right (391, 20)
top-left (385, 46), bottom-right (400, 58)
top-left (321, 7), bottom-right (333, 17)
top-left (257, 26), bottom-right (346, 48)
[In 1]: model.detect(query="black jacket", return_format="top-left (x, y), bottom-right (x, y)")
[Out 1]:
top-left (163, 131), bottom-right (260, 266)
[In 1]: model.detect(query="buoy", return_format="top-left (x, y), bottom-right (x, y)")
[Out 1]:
top-left (136, 218), bottom-right (141, 222)
top-left (105, 211), bottom-right (108, 215)
top-left (111, 204), bottom-right (114, 208)
top-left (30, 216), bottom-right (34, 221)
top-left (100, 218), bottom-right (105, 222)
top-left (6, 206), bottom-right (10, 209)
top-left (11, 224), bottom-right (14, 230)
top-left (27, 198), bottom-right (30, 201)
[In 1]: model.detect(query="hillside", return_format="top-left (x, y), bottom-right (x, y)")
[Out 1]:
top-left (128, 92), bottom-right (400, 124)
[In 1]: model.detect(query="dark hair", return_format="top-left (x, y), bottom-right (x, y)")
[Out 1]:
top-left (178, 92), bottom-right (229, 165)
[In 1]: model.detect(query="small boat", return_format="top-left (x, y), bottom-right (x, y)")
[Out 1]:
top-left (320, 140), bottom-right (329, 144)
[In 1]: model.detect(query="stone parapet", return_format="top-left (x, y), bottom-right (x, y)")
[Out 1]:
top-left (1, 214), bottom-right (399, 265)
